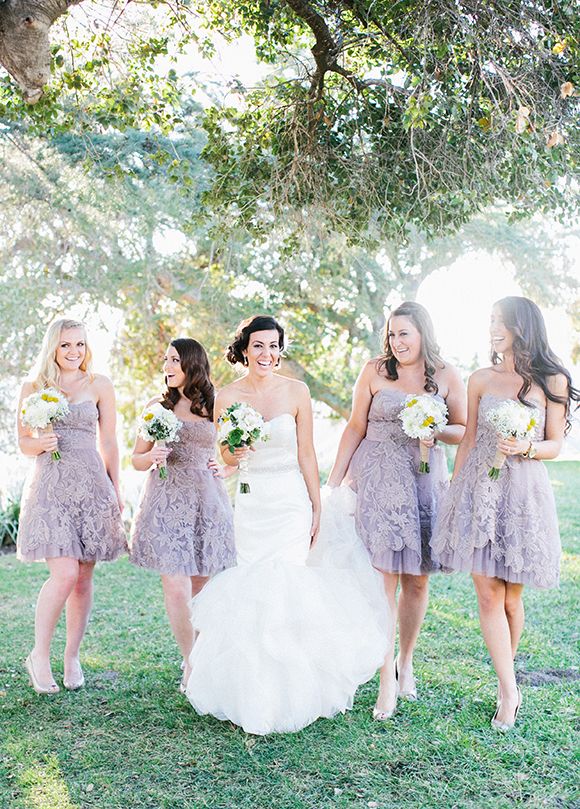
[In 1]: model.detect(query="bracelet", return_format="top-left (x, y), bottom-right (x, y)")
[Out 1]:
top-left (522, 440), bottom-right (537, 459)
top-left (521, 440), bottom-right (531, 458)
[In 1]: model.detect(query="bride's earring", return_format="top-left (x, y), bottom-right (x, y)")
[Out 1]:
top-left (243, 355), bottom-right (248, 366)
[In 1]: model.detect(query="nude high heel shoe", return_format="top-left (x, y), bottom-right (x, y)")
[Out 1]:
top-left (25, 654), bottom-right (60, 695)
top-left (63, 658), bottom-right (85, 690)
top-left (395, 657), bottom-right (417, 701)
top-left (63, 671), bottom-right (85, 691)
top-left (372, 668), bottom-right (398, 720)
top-left (491, 687), bottom-right (522, 732)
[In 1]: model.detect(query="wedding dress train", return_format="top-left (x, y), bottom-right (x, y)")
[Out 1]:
top-left (185, 414), bottom-right (389, 735)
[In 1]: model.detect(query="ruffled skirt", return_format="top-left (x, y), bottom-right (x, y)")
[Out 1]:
top-left (186, 488), bottom-right (389, 735)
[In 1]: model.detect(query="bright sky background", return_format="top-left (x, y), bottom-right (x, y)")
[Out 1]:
top-left (417, 256), bottom-right (578, 372)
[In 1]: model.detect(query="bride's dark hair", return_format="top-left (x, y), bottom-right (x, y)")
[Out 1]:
top-left (160, 338), bottom-right (215, 420)
top-left (226, 315), bottom-right (285, 366)
top-left (492, 296), bottom-right (579, 433)
top-left (376, 301), bottom-right (445, 394)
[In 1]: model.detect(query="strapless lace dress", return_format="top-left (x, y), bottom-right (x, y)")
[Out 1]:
top-left (17, 401), bottom-right (126, 562)
top-left (130, 419), bottom-right (236, 576)
top-left (348, 389), bottom-right (449, 575)
top-left (432, 395), bottom-right (560, 589)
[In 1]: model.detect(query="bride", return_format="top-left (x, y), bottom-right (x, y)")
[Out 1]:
top-left (185, 315), bottom-right (389, 735)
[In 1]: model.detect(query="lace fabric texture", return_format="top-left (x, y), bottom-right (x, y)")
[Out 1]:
top-left (348, 389), bottom-right (449, 575)
top-left (186, 414), bottom-right (388, 735)
top-left (17, 401), bottom-right (127, 562)
top-left (432, 394), bottom-right (560, 589)
top-left (130, 420), bottom-right (236, 576)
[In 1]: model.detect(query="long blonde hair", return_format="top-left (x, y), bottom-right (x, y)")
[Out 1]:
top-left (31, 318), bottom-right (94, 391)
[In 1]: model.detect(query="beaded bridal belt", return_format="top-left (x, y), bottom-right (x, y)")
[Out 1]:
top-left (247, 463), bottom-right (301, 475)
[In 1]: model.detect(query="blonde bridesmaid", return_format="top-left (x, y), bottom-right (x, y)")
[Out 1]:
top-left (17, 318), bottom-right (126, 694)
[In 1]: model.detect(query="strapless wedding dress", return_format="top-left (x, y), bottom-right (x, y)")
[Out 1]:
top-left (185, 414), bottom-right (389, 735)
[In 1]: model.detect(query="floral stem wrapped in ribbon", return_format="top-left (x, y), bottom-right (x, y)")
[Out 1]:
top-left (138, 403), bottom-right (181, 479)
top-left (486, 399), bottom-right (539, 480)
top-left (399, 394), bottom-right (448, 473)
top-left (20, 387), bottom-right (70, 461)
top-left (217, 402), bottom-right (269, 493)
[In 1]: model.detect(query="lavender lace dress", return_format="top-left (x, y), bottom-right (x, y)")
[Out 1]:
top-left (17, 401), bottom-right (127, 562)
top-left (348, 389), bottom-right (449, 575)
top-left (130, 420), bottom-right (236, 577)
top-left (432, 395), bottom-right (560, 589)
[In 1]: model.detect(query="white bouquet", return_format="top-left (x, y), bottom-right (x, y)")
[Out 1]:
top-left (20, 387), bottom-right (70, 461)
top-left (399, 394), bottom-right (448, 473)
top-left (217, 402), bottom-right (269, 493)
top-left (138, 403), bottom-right (181, 479)
top-left (486, 399), bottom-right (539, 480)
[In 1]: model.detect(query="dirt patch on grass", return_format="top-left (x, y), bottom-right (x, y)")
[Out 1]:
top-left (93, 669), bottom-right (120, 688)
top-left (517, 668), bottom-right (580, 686)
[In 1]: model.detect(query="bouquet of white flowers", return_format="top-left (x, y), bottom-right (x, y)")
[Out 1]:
top-left (20, 387), bottom-right (70, 461)
top-left (217, 402), bottom-right (269, 493)
top-left (138, 403), bottom-right (181, 479)
top-left (399, 394), bottom-right (448, 473)
top-left (486, 399), bottom-right (539, 480)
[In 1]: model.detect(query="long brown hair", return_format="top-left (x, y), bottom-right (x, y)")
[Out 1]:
top-left (160, 338), bottom-right (215, 420)
top-left (493, 296), bottom-right (579, 433)
top-left (376, 301), bottom-right (445, 393)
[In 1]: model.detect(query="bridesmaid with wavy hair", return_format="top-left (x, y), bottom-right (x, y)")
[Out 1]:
top-left (328, 301), bottom-right (466, 719)
top-left (130, 338), bottom-right (236, 692)
top-left (17, 318), bottom-right (126, 694)
top-left (433, 296), bottom-right (579, 731)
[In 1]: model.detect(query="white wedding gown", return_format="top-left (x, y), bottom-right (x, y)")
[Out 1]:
top-left (185, 413), bottom-right (389, 735)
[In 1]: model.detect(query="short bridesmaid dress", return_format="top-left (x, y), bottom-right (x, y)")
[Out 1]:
top-left (348, 389), bottom-right (449, 575)
top-left (130, 419), bottom-right (236, 576)
top-left (433, 395), bottom-right (560, 589)
top-left (17, 401), bottom-right (127, 562)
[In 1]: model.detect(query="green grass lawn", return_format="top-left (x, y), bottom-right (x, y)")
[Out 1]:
top-left (1, 462), bottom-right (578, 809)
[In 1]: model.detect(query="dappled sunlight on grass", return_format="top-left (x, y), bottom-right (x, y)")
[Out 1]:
top-left (11, 752), bottom-right (79, 809)
top-left (560, 550), bottom-right (579, 569)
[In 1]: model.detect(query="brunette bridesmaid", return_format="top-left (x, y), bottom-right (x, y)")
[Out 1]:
top-left (328, 301), bottom-right (466, 719)
top-left (17, 318), bottom-right (126, 694)
top-left (130, 338), bottom-right (236, 691)
top-left (433, 297), bottom-right (578, 730)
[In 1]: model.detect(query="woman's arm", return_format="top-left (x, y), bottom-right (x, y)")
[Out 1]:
top-left (295, 382), bottom-right (321, 542)
top-left (327, 361), bottom-right (375, 487)
top-left (131, 397), bottom-right (171, 471)
top-left (451, 370), bottom-right (484, 479)
top-left (95, 376), bottom-right (125, 509)
top-left (437, 365), bottom-right (467, 446)
top-left (17, 382), bottom-right (59, 457)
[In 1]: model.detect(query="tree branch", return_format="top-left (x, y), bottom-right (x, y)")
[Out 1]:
top-left (284, 0), bottom-right (340, 101)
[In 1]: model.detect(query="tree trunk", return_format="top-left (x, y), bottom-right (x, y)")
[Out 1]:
top-left (0, 0), bottom-right (81, 102)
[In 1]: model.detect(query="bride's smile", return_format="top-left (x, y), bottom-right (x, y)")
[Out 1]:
top-left (244, 329), bottom-right (281, 374)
